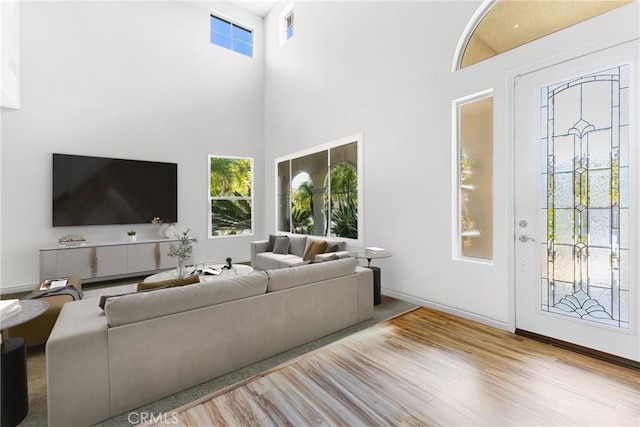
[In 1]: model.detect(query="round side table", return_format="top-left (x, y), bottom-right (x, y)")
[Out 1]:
top-left (350, 250), bottom-right (392, 306)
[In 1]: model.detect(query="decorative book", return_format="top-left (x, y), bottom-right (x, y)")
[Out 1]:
top-left (58, 234), bottom-right (87, 247)
top-left (365, 247), bottom-right (387, 255)
top-left (40, 278), bottom-right (69, 290)
top-left (0, 299), bottom-right (22, 321)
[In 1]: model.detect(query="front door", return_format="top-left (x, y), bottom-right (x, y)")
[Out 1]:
top-left (514, 40), bottom-right (639, 361)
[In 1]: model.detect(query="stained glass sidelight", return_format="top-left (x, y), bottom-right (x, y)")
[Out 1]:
top-left (540, 65), bottom-right (629, 328)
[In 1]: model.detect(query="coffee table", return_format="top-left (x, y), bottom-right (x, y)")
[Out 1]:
top-left (144, 263), bottom-right (254, 283)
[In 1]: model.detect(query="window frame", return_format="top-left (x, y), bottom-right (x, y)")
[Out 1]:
top-left (208, 155), bottom-right (255, 239)
top-left (275, 133), bottom-right (364, 246)
top-left (209, 12), bottom-right (254, 58)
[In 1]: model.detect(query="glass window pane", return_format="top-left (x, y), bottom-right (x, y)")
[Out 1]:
top-left (210, 32), bottom-right (232, 49)
top-left (210, 16), bottom-right (231, 36)
top-left (210, 157), bottom-right (252, 198)
top-left (329, 142), bottom-right (358, 239)
top-left (291, 151), bottom-right (328, 236)
top-left (211, 199), bottom-right (252, 236)
top-left (232, 25), bottom-right (252, 44)
top-left (458, 95), bottom-right (493, 260)
top-left (278, 161), bottom-right (291, 232)
top-left (233, 41), bottom-right (253, 57)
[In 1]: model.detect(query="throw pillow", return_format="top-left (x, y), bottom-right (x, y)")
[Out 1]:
top-left (325, 243), bottom-right (340, 253)
top-left (303, 240), bottom-right (328, 261)
top-left (136, 274), bottom-right (200, 292)
top-left (288, 235), bottom-right (308, 257)
top-left (272, 236), bottom-right (290, 254)
top-left (266, 234), bottom-right (278, 252)
top-left (98, 285), bottom-right (172, 310)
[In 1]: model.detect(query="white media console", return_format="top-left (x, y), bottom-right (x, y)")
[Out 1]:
top-left (39, 239), bottom-right (178, 283)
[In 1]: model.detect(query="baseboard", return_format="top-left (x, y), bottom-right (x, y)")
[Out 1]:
top-left (382, 288), bottom-right (510, 331)
top-left (515, 329), bottom-right (640, 371)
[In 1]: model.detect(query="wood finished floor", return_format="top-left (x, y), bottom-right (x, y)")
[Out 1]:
top-left (157, 307), bottom-right (640, 426)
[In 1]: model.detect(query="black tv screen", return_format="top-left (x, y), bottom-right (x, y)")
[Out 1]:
top-left (53, 153), bottom-right (178, 227)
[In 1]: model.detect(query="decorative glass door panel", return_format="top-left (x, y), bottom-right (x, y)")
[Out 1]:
top-left (514, 40), bottom-right (638, 361)
top-left (541, 65), bottom-right (629, 329)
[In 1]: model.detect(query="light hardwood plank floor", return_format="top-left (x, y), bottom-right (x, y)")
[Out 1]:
top-left (160, 307), bottom-right (640, 426)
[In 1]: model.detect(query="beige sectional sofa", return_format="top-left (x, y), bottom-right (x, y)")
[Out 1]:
top-left (46, 258), bottom-right (373, 427)
top-left (251, 234), bottom-right (351, 270)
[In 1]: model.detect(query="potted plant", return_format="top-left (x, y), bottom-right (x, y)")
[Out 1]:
top-left (167, 229), bottom-right (197, 277)
top-left (126, 231), bottom-right (137, 242)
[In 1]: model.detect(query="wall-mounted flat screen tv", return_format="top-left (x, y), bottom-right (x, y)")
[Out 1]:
top-left (53, 153), bottom-right (178, 227)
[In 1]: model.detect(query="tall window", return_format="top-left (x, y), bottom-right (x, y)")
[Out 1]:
top-left (454, 91), bottom-right (493, 260)
top-left (210, 14), bottom-right (253, 58)
top-left (209, 156), bottom-right (253, 238)
top-left (277, 135), bottom-right (362, 242)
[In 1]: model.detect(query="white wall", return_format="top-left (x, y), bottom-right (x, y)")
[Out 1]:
top-left (0, 1), bottom-right (265, 291)
top-left (263, 1), bottom-right (639, 327)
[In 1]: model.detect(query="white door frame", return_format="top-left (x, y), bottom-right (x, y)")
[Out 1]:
top-left (506, 29), bottom-right (640, 334)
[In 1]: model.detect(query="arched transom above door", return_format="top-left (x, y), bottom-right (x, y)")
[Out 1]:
top-left (454, 0), bottom-right (632, 70)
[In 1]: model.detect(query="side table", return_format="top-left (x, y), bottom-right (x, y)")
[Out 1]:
top-left (350, 249), bottom-right (392, 305)
top-left (1, 300), bottom-right (49, 427)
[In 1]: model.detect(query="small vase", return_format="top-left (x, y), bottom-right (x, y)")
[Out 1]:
top-left (176, 259), bottom-right (186, 278)
top-left (159, 224), bottom-right (169, 238)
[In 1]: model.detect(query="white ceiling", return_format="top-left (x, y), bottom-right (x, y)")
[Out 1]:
top-left (231, 0), bottom-right (278, 17)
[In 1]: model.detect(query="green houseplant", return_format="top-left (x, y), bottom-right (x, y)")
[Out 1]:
top-left (126, 230), bottom-right (137, 242)
top-left (168, 229), bottom-right (197, 277)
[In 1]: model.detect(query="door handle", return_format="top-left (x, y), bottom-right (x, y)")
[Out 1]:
top-left (518, 235), bottom-right (535, 243)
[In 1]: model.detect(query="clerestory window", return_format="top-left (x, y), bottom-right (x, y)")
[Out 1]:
top-left (210, 14), bottom-right (253, 58)
top-left (279, 2), bottom-right (295, 45)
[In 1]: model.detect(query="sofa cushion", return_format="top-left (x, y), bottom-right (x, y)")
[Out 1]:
top-left (303, 240), bottom-right (328, 261)
top-left (136, 274), bottom-right (200, 292)
top-left (105, 272), bottom-right (269, 327)
top-left (288, 235), bottom-right (307, 257)
top-left (266, 257), bottom-right (357, 292)
top-left (272, 236), bottom-right (290, 254)
top-left (255, 253), bottom-right (300, 270)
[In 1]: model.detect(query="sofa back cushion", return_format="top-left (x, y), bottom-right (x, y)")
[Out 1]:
top-left (266, 257), bottom-right (357, 292)
top-left (105, 272), bottom-right (268, 327)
